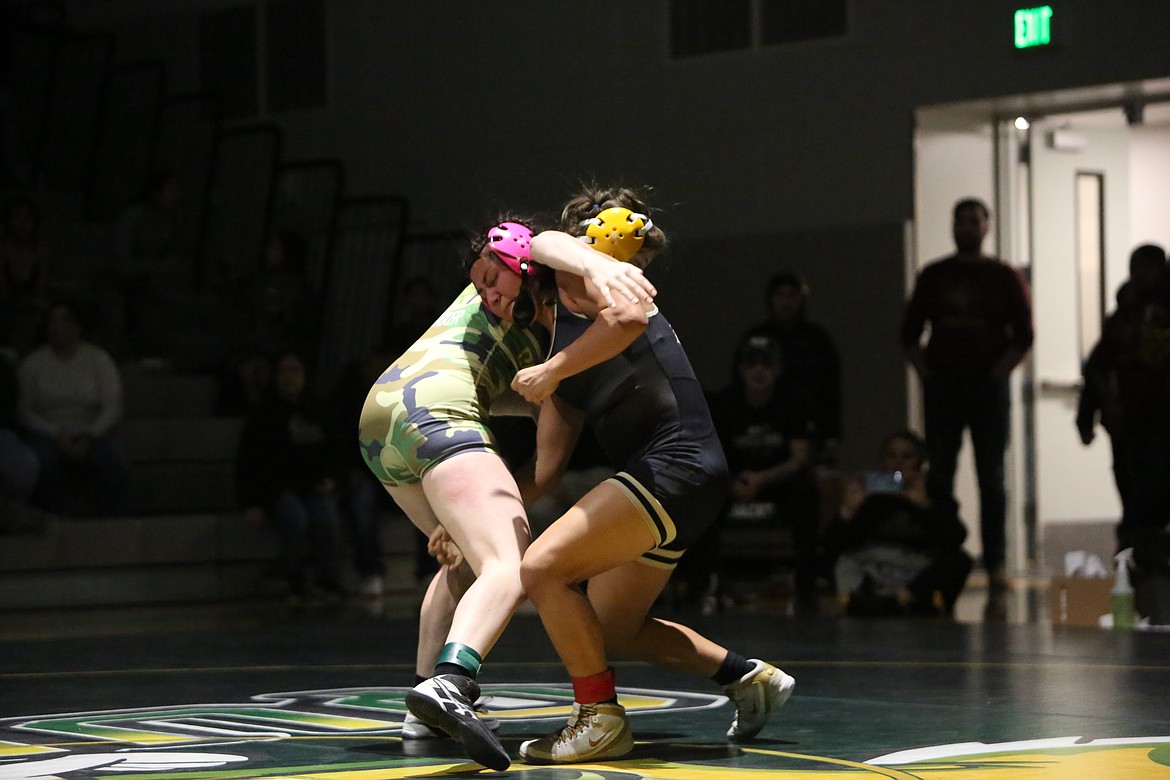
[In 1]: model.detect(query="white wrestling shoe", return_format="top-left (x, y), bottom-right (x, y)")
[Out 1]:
top-left (405, 675), bottom-right (509, 770)
top-left (724, 659), bottom-right (796, 741)
top-left (401, 696), bottom-right (499, 739)
top-left (519, 701), bottom-right (633, 764)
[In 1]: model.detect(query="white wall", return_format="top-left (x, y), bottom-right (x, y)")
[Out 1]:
top-left (912, 126), bottom-right (998, 271)
top-left (1130, 125), bottom-right (1170, 254)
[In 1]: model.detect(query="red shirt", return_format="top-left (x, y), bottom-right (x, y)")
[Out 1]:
top-left (901, 255), bottom-right (1034, 379)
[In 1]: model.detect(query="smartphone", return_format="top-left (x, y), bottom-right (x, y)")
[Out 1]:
top-left (865, 470), bottom-right (905, 494)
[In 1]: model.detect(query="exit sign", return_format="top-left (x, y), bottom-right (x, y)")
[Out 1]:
top-left (1015, 6), bottom-right (1053, 49)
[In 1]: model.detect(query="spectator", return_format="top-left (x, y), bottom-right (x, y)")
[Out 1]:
top-left (17, 299), bottom-right (130, 516)
top-left (1088, 243), bottom-right (1170, 554)
top-left (744, 271), bottom-right (842, 464)
top-left (1, 346), bottom-right (45, 532)
top-left (823, 430), bottom-right (972, 618)
top-left (0, 195), bottom-right (53, 356)
top-left (325, 343), bottom-right (399, 598)
top-left (218, 230), bottom-right (321, 415)
top-left (900, 197), bottom-right (1033, 617)
top-left (244, 230), bottom-right (320, 359)
top-left (104, 170), bottom-right (186, 359)
top-left (697, 331), bottom-right (821, 612)
top-left (235, 350), bottom-right (343, 605)
top-left (1077, 338), bottom-right (1131, 527)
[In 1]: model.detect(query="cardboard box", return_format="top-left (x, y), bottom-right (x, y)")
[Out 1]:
top-left (1050, 576), bottom-right (1112, 627)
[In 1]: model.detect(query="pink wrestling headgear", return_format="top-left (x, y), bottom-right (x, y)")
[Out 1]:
top-left (486, 221), bottom-right (534, 275)
top-left (485, 221), bottom-right (540, 328)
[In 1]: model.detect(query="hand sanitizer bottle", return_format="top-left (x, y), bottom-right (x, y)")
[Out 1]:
top-left (1112, 548), bottom-right (1135, 630)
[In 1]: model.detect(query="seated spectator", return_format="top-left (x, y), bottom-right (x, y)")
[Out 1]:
top-left (244, 230), bottom-right (320, 358)
top-left (235, 350), bottom-right (343, 605)
top-left (103, 170), bottom-right (187, 359)
top-left (0, 195), bottom-right (54, 356)
top-left (17, 299), bottom-right (131, 517)
top-left (1, 345), bottom-right (45, 532)
top-left (325, 342), bottom-right (401, 598)
top-left (743, 271), bottom-right (842, 465)
top-left (823, 430), bottom-right (972, 617)
top-left (685, 332), bottom-right (821, 612)
top-left (218, 230), bottom-right (321, 415)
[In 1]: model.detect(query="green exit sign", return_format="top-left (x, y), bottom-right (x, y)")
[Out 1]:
top-left (1015, 6), bottom-right (1053, 49)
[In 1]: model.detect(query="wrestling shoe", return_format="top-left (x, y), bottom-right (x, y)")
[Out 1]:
top-left (405, 675), bottom-right (509, 770)
top-left (401, 696), bottom-right (500, 739)
top-left (519, 701), bottom-right (633, 764)
top-left (724, 659), bottom-right (795, 741)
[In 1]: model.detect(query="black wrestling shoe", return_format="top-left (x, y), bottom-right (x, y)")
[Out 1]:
top-left (405, 674), bottom-right (509, 771)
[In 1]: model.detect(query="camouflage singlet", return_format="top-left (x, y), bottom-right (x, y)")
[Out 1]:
top-left (357, 283), bottom-right (550, 487)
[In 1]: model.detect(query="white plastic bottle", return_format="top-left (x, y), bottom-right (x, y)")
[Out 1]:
top-left (1112, 548), bottom-right (1136, 630)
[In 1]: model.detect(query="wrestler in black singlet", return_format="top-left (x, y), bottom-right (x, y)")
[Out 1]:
top-left (551, 302), bottom-right (729, 567)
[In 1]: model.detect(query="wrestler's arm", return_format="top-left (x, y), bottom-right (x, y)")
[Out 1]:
top-left (514, 394), bottom-right (584, 505)
top-left (530, 230), bottom-right (655, 306)
top-left (511, 274), bottom-right (648, 404)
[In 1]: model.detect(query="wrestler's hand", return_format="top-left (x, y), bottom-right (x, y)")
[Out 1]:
top-left (427, 526), bottom-right (463, 568)
top-left (512, 363), bottom-right (561, 404)
top-left (582, 253), bottom-right (656, 308)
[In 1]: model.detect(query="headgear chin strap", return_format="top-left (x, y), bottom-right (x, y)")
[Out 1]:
top-left (486, 221), bottom-right (539, 328)
top-left (579, 207), bottom-right (652, 262)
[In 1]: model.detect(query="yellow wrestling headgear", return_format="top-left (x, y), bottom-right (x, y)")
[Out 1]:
top-left (579, 207), bottom-right (653, 262)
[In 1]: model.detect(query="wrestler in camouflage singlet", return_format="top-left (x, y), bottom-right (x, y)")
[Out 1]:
top-left (358, 283), bottom-right (550, 487)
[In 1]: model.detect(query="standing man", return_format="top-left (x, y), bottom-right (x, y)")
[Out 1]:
top-left (900, 198), bottom-right (1033, 617)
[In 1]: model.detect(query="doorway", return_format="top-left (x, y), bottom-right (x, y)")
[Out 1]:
top-left (912, 79), bottom-right (1170, 580)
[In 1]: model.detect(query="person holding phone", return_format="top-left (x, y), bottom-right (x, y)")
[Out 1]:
top-left (823, 430), bottom-right (972, 617)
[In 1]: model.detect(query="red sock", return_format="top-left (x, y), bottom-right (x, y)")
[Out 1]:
top-left (571, 668), bottom-right (616, 704)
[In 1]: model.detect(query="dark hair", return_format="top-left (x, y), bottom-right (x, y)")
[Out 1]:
top-left (1129, 243), bottom-right (1167, 270)
top-left (882, 429), bottom-right (926, 467)
top-left (766, 271), bottom-right (808, 299)
top-left (734, 332), bottom-right (783, 366)
top-left (953, 197), bottom-right (990, 221)
top-left (559, 183), bottom-right (667, 268)
top-left (40, 296), bottom-right (91, 341)
top-left (273, 348), bottom-right (312, 372)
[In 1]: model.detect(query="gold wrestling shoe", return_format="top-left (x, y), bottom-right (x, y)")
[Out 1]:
top-left (724, 659), bottom-right (796, 741)
top-left (519, 701), bottom-right (633, 764)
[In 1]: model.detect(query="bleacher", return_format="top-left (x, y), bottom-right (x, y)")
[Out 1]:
top-left (0, 2), bottom-right (459, 609)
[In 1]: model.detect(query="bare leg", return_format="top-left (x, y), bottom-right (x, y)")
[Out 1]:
top-left (588, 561), bottom-right (726, 678)
top-left (416, 561), bottom-right (475, 677)
top-left (519, 481), bottom-right (656, 678)
top-left (393, 454), bottom-right (526, 771)
top-left (419, 452), bottom-right (530, 659)
top-left (387, 455), bottom-right (528, 666)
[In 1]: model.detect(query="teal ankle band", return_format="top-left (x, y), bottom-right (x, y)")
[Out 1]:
top-left (438, 642), bottom-right (483, 675)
